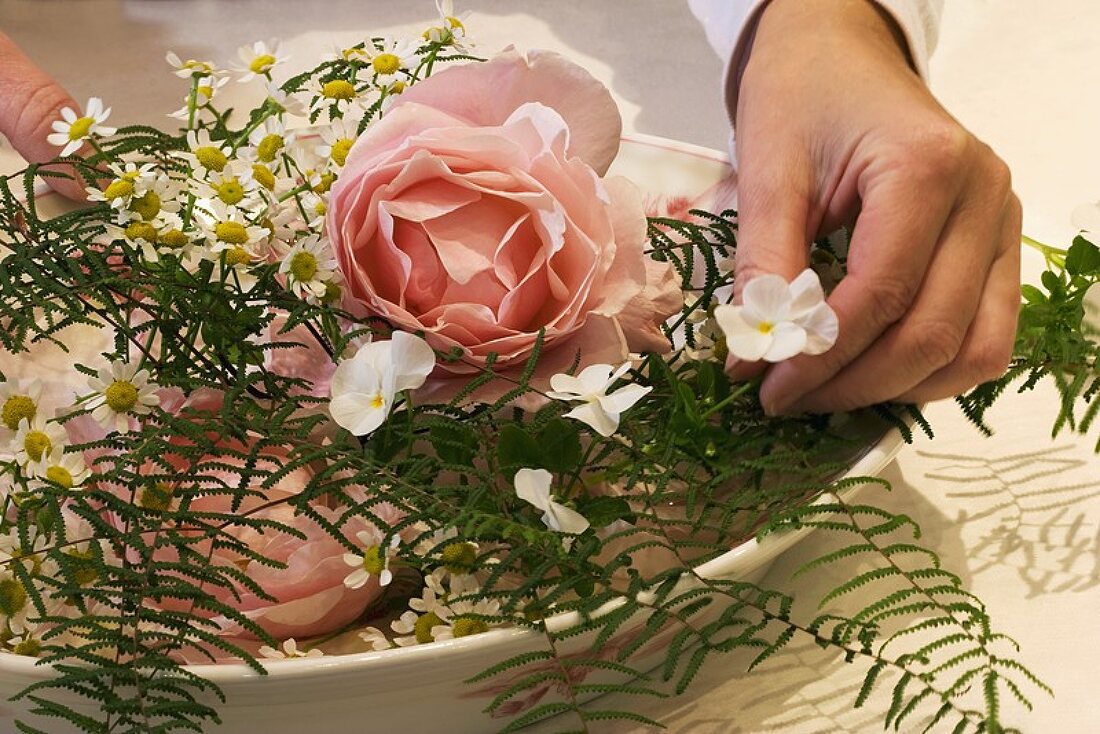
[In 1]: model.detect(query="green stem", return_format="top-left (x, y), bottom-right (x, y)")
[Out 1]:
top-left (699, 380), bottom-right (756, 421)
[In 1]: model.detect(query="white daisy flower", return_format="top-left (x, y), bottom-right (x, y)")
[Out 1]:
top-left (165, 52), bottom-right (216, 79)
top-left (364, 39), bottom-right (419, 88)
top-left (258, 638), bottom-right (323, 660)
top-left (169, 74), bottom-right (232, 122)
top-left (233, 40), bottom-right (289, 83)
top-left (194, 161), bottom-right (262, 212)
top-left (47, 97), bottom-right (117, 157)
top-left (265, 83), bottom-right (308, 118)
top-left (322, 44), bottom-right (371, 64)
top-left (86, 360), bottom-right (160, 434)
top-left (426, 0), bottom-right (474, 52)
top-left (0, 571), bottom-right (33, 634)
top-left (5, 621), bottom-right (43, 657)
top-left (0, 379), bottom-right (43, 433)
top-left (315, 112), bottom-right (362, 169)
top-left (122, 173), bottom-right (183, 224)
top-left (279, 235), bottom-right (337, 300)
top-left (390, 610), bottom-right (426, 647)
top-left (209, 245), bottom-right (262, 292)
top-left (36, 447), bottom-right (90, 490)
top-left (342, 529), bottom-right (399, 589)
top-left (299, 190), bottom-right (328, 231)
top-left (513, 468), bottom-right (590, 535)
top-left (196, 200), bottom-right (268, 252)
top-left (714, 268), bottom-right (839, 363)
top-left (179, 129), bottom-right (234, 177)
top-left (547, 363), bottom-right (651, 438)
top-left (86, 162), bottom-right (158, 212)
top-left (9, 416), bottom-right (67, 475)
top-left (357, 626), bottom-right (394, 651)
top-left (305, 75), bottom-right (367, 116)
top-left (240, 119), bottom-right (297, 167)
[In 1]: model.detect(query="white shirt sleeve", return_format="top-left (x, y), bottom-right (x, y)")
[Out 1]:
top-left (687, 0), bottom-right (944, 109)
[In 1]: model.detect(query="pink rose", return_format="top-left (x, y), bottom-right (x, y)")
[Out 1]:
top-left (328, 49), bottom-right (682, 397)
top-left (68, 389), bottom-right (396, 642)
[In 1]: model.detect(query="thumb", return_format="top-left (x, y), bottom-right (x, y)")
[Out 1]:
top-left (0, 32), bottom-right (88, 200)
top-left (726, 143), bottom-right (816, 378)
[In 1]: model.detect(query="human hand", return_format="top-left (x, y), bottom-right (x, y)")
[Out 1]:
top-left (730, 0), bottom-right (1021, 415)
top-left (0, 31), bottom-right (88, 200)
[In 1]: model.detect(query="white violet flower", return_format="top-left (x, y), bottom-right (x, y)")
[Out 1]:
top-left (714, 268), bottom-right (839, 363)
top-left (47, 97), bottom-right (116, 157)
top-left (547, 362), bottom-right (651, 437)
top-left (513, 468), bottom-right (589, 535)
top-left (328, 332), bottom-right (436, 436)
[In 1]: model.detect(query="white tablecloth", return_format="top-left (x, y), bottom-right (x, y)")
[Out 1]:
top-left (1, 1), bottom-right (1097, 731)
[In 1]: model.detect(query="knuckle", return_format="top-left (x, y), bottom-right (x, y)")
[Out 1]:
top-left (904, 124), bottom-right (974, 182)
top-left (865, 275), bottom-right (919, 324)
top-left (969, 333), bottom-right (1014, 383)
top-left (909, 319), bottom-right (966, 371)
top-left (11, 81), bottom-right (71, 141)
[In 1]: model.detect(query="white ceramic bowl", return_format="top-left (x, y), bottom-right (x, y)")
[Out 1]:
top-left (0, 136), bottom-right (907, 733)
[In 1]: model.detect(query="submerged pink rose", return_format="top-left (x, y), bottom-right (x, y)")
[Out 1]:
top-left (327, 49), bottom-right (682, 394)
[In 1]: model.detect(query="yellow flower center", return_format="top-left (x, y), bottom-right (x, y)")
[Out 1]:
top-left (252, 164), bottom-right (276, 191)
top-left (140, 482), bottom-right (174, 511)
top-left (446, 15), bottom-right (465, 32)
top-left (12, 638), bottom-right (40, 657)
top-left (321, 79), bottom-right (356, 101)
top-left (223, 247), bottom-right (252, 268)
top-left (361, 545), bottom-right (385, 575)
top-left (330, 138), bottom-right (354, 167)
top-left (256, 133), bottom-right (284, 163)
top-left (195, 145), bottom-right (228, 172)
top-left (45, 465), bottom-right (74, 489)
top-left (249, 53), bottom-right (277, 74)
top-left (756, 321), bottom-right (774, 335)
top-left (312, 172), bottom-right (335, 194)
top-left (66, 550), bottom-right (98, 586)
top-left (105, 380), bottom-right (139, 412)
top-left (320, 281), bottom-right (342, 305)
top-left (452, 617), bottom-right (488, 638)
top-left (371, 53), bottom-right (402, 76)
top-left (214, 221), bottom-right (248, 244)
top-left (0, 579), bottom-right (28, 616)
top-left (160, 229), bottom-right (190, 249)
top-left (197, 84), bottom-right (214, 100)
top-left (1, 395), bottom-right (36, 431)
top-left (216, 179), bottom-right (246, 205)
top-left (369, 393), bottom-right (385, 410)
top-left (184, 59), bottom-right (213, 74)
top-left (341, 47), bottom-right (368, 61)
top-left (130, 191), bottom-right (161, 221)
top-left (289, 251), bottom-right (318, 282)
top-left (103, 179), bottom-right (135, 201)
top-left (67, 116), bottom-right (95, 141)
top-left (314, 200), bottom-right (327, 217)
top-left (413, 611), bottom-right (443, 644)
top-left (441, 542), bottom-right (477, 574)
top-left (390, 80), bottom-right (406, 94)
top-left (124, 221), bottom-right (158, 244)
top-left (23, 430), bottom-right (51, 462)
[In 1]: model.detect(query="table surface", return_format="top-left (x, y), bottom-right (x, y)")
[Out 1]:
top-left (2, 2), bottom-right (1098, 732)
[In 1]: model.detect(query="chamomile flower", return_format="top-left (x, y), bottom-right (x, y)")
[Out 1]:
top-left (35, 448), bottom-right (90, 490)
top-left (364, 39), bottom-right (419, 87)
top-left (168, 74), bottom-right (230, 120)
top-left (122, 173), bottom-right (183, 224)
top-left (180, 129), bottom-right (234, 177)
top-left (86, 360), bottom-right (160, 434)
top-left (390, 608), bottom-right (445, 646)
top-left (86, 162), bottom-right (158, 212)
top-left (0, 572), bottom-right (33, 635)
top-left (5, 622), bottom-right (43, 657)
top-left (430, 599), bottom-right (499, 642)
top-left (315, 112), bottom-right (362, 169)
top-left (47, 98), bottom-right (117, 157)
top-left (233, 40), bottom-right (289, 83)
top-left (10, 416), bottom-right (67, 475)
top-left (165, 51), bottom-right (217, 79)
top-left (0, 379), bottom-right (43, 433)
top-left (305, 75), bottom-right (367, 116)
top-left (357, 626), bottom-right (394, 651)
top-left (197, 201), bottom-right (268, 252)
top-left (240, 118), bottom-right (296, 165)
top-left (299, 191), bottom-right (328, 230)
top-left (279, 235), bottom-right (337, 299)
top-left (258, 638), bottom-right (323, 660)
top-left (342, 529), bottom-right (399, 589)
top-left (209, 244), bottom-right (262, 292)
top-left (425, 0), bottom-right (474, 52)
top-left (265, 83), bottom-right (308, 118)
top-left (195, 162), bottom-right (262, 211)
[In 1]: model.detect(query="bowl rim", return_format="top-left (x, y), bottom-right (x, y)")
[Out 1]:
top-left (1, 133), bottom-right (907, 685)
